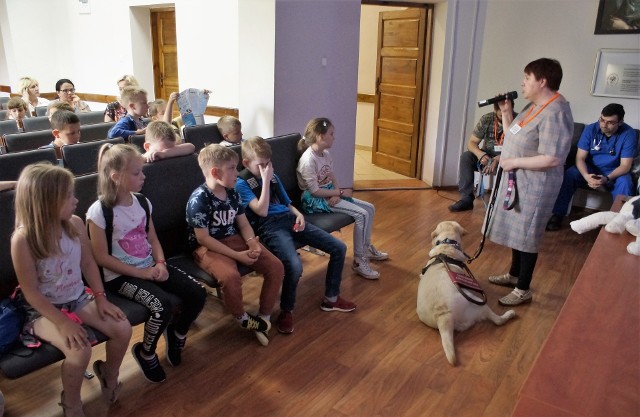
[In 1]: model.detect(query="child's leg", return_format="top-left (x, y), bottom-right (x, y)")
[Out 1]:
top-left (351, 197), bottom-right (376, 246)
top-left (248, 243), bottom-right (284, 316)
top-left (155, 267), bottom-right (207, 335)
top-left (259, 224), bottom-right (304, 312)
top-left (193, 240), bottom-right (245, 317)
top-left (32, 317), bottom-right (92, 410)
top-left (331, 198), bottom-right (371, 257)
top-left (77, 300), bottom-right (132, 389)
top-left (104, 277), bottom-right (173, 355)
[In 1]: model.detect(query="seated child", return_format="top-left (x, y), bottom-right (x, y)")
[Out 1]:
top-left (236, 137), bottom-right (356, 335)
top-left (87, 144), bottom-right (206, 383)
top-left (217, 115), bottom-right (243, 147)
top-left (46, 101), bottom-right (74, 120)
top-left (39, 110), bottom-right (81, 159)
top-left (11, 163), bottom-right (131, 415)
top-left (297, 117), bottom-right (388, 280)
top-left (187, 144), bottom-right (284, 346)
top-left (6, 97), bottom-right (29, 132)
top-left (107, 86), bottom-right (148, 140)
top-left (142, 121), bottom-right (195, 162)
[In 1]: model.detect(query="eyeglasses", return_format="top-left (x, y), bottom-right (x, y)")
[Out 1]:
top-left (59, 88), bottom-right (75, 94)
top-left (599, 117), bottom-right (619, 127)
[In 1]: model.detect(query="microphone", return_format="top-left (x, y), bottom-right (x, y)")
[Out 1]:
top-left (477, 91), bottom-right (518, 107)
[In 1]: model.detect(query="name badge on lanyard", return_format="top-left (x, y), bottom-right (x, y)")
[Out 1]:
top-left (509, 124), bottom-right (521, 135)
top-left (494, 145), bottom-right (503, 153)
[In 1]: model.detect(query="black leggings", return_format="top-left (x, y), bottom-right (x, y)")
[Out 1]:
top-left (105, 265), bottom-right (206, 355)
top-left (508, 249), bottom-right (538, 291)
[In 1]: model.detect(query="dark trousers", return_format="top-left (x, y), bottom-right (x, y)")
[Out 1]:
top-left (508, 249), bottom-right (538, 291)
top-left (105, 266), bottom-right (206, 355)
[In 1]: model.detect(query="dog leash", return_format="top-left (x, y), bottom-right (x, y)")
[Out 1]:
top-left (503, 171), bottom-right (518, 210)
top-left (467, 167), bottom-right (503, 263)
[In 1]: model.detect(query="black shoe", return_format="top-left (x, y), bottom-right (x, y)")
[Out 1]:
top-left (546, 214), bottom-right (563, 231)
top-left (448, 199), bottom-right (474, 212)
top-left (240, 314), bottom-right (271, 333)
top-left (131, 343), bottom-right (166, 383)
top-left (164, 325), bottom-right (186, 367)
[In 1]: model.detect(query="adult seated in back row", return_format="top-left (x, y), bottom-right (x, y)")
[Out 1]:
top-left (449, 100), bottom-right (517, 212)
top-left (547, 103), bottom-right (638, 231)
top-left (51, 78), bottom-right (91, 113)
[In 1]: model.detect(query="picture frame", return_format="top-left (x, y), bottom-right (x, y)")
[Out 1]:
top-left (591, 49), bottom-right (640, 99)
top-left (594, 0), bottom-right (640, 34)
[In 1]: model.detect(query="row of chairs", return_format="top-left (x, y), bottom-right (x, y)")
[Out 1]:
top-left (0, 121), bottom-right (115, 153)
top-left (0, 137), bottom-right (127, 180)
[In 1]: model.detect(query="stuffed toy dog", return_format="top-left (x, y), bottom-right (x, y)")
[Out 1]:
top-left (570, 195), bottom-right (640, 256)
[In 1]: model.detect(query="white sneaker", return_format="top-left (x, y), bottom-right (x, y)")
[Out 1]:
top-left (352, 258), bottom-right (380, 280)
top-left (254, 331), bottom-right (269, 346)
top-left (367, 244), bottom-right (388, 261)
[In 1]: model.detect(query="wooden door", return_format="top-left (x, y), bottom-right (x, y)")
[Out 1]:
top-left (372, 8), bottom-right (429, 177)
top-left (151, 10), bottom-right (179, 102)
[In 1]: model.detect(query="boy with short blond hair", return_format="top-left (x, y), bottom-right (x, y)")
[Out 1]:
top-left (142, 121), bottom-right (195, 162)
top-left (186, 144), bottom-right (284, 346)
top-left (39, 110), bottom-right (81, 158)
top-left (235, 137), bottom-right (355, 335)
top-left (107, 86), bottom-right (148, 140)
top-left (6, 97), bottom-right (29, 132)
top-left (217, 115), bottom-right (243, 147)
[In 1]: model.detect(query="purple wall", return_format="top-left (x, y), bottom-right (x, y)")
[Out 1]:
top-left (274, 0), bottom-right (361, 187)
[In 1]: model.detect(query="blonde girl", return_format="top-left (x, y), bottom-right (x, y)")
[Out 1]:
top-left (17, 76), bottom-right (49, 116)
top-left (86, 144), bottom-right (206, 384)
top-left (11, 164), bottom-right (131, 417)
top-left (297, 117), bottom-right (388, 280)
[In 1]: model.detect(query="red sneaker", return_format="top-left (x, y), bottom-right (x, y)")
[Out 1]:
top-left (320, 296), bottom-right (356, 312)
top-left (276, 310), bottom-right (294, 334)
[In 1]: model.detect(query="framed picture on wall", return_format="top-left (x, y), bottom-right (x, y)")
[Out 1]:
top-left (591, 49), bottom-right (640, 98)
top-left (594, 0), bottom-right (640, 34)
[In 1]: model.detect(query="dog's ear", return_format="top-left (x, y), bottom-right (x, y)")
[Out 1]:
top-left (431, 229), bottom-right (439, 240)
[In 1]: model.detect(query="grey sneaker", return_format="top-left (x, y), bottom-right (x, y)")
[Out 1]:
top-left (488, 273), bottom-right (518, 287)
top-left (499, 289), bottom-right (532, 306)
top-left (367, 244), bottom-right (389, 261)
top-left (352, 257), bottom-right (380, 279)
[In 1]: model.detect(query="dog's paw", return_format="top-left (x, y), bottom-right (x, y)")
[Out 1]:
top-left (504, 310), bottom-right (516, 320)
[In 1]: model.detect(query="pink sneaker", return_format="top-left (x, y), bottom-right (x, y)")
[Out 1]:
top-left (320, 296), bottom-right (356, 312)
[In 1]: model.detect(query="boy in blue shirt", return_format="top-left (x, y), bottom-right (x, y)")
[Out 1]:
top-left (235, 137), bottom-right (355, 335)
top-left (107, 86), bottom-right (148, 140)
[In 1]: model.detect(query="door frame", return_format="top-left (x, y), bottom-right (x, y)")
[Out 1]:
top-left (361, 0), bottom-right (433, 180)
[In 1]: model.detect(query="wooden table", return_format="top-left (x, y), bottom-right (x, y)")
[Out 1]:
top-left (511, 195), bottom-right (640, 417)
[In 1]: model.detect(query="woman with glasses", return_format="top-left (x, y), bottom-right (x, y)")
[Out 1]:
top-left (54, 79), bottom-right (91, 113)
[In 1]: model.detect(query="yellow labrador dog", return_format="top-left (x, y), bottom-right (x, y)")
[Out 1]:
top-left (417, 221), bottom-right (516, 366)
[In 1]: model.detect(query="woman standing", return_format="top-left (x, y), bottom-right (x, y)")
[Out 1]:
top-left (17, 77), bottom-right (49, 116)
top-left (486, 58), bottom-right (574, 306)
top-left (54, 79), bottom-right (91, 113)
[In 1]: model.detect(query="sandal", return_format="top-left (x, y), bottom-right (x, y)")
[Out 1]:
top-left (92, 360), bottom-right (122, 404)
top-left (58, 391), bottom-right (85, 417)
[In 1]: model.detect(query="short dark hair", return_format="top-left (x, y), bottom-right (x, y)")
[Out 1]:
top-left (55, 78), bottom-right (74, 92)
top-left (601, 103), bottom-right (624, 120)
top-left (50, 110), bottom-right (80, 130)
top-left (524, 58), bottom-right (563, 91)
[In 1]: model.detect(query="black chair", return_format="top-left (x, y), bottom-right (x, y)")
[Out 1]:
top-left (80, 122), bottom-right (115, 142)
top-left (61, 137), bottom-right (125, 175)
top-left (183, 123), bottom-right (224, 153)
top-left (4, 130), bottom-right (55, 153)
top-left (22, 116), bottom-right (51, 132)
top-left (0, 120), bottom-right (19, 137)
top-left (0, 148), bottom-right (58, 181)
top-left (129, 134), bottom-right (146, 152)
top-left (0, 97), bottom-right (9, 109)
top-left (35, 106), bottom-right (48, 117)
top-left (0, 189), bottom-right (16, 299)
top-left (77, 111), bottom-right (105, 125)
top-left (0, 110), bottom-right (8, 121)
top-left (73, 173), bottom-right (98, 222)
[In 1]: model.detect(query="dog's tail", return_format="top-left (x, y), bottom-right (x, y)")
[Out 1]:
top-left (437, 314), bottom-right (456, 366)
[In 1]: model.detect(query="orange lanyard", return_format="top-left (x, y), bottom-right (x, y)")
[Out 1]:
top-left (518, 92), bottom-right (560, 127)
top-left (493, 117), bottom-right (504, 145)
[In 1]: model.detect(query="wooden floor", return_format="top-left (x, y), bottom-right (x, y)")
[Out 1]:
top-left (0, 188), bottom-right (598, 417)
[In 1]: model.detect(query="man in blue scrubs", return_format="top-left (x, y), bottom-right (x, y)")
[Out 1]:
top-left (547, 103), bottom-right (638, 230)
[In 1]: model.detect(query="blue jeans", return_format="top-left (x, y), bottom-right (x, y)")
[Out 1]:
top-left (258, 212), bottom-right (347, 312)
top-left (552, 165), bottom-right (635, 216)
